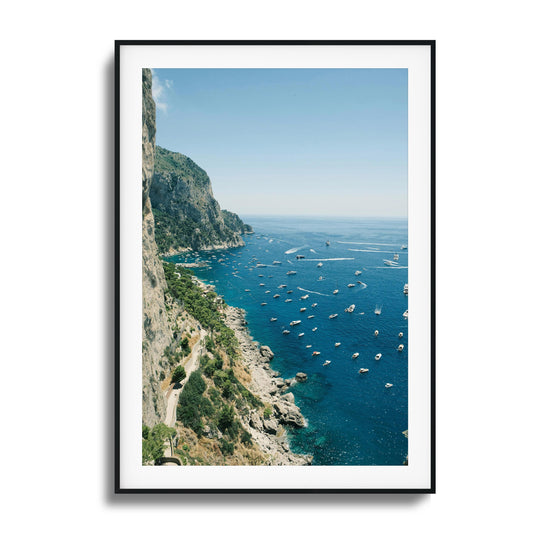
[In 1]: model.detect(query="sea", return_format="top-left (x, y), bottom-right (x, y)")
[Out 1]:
top-left (167, 216), bottom-right (408, 465)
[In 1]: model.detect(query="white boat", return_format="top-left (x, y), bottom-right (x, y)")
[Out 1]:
top-left (374, 330), bottom-right (379, 336)
top-left (323, 360), bottom-right (331, 366)
top-left (311, 303), bottom-right (318, 307)
top-left (329, 313), bottom-right (338, 319)
top-left (385, 383), bottom-right (393, 388)
top-left (347, 283), bottom-right (355, 288)
top-left (285, 298), bottom-right (292, 302)
top-left (282, 330), bottom-right (290, 335)
top-left (312, 327), bottom-right (318, 332)
top-left (265, 290), bottom-right (271, 294)
top-left (278, 284), bottom-right (287, 288)
top-left (317, 262), bottom-right (323, 267)
top-left (306, 345), bottom-right (312, 348)
top-left (312, 351), bottom-right (320, 356)
top-left (354, 271), bottom-right (362, 276)
top-left (318, 276), bottom-right (324, 281)
top-left (245, 289), bottom-right (250, 292)
top-left (290, 320), bottom-right (301, 326)
top-left (273, 261), bottom-right (282, 265)
top-left (307, 315), bottom-right (315, 319)
top-left (326, 240), bottom-right (330, 246)
top-left (403, 310), bottom-right (408, 319)
top-left (298, 333), bottom-right (305, 337)
top-left (258, 274), bottom-right (264, 277)
top-left (287, 271), bottom-right (297, 275)
top-left (399, 332), bottom-right (404, 338)
top-left (403, 284), bottom-right (408, 295)
top-left (273, 294), bottom-right (280, 298)
top-left (374, 305), bottom-right (382, 315)
top-left (287, 290), bottom-right (293, 294)
top-left (359, 368), bottom-right (369, 374)
top-left (256, 263), bottom-right (267, 268)
top-left (345, 304), bottom-right (355, 313)
top-left (375, 353), bottom-right (382, 360)
top-left (261, 302), bottom-right (267, 306)
top-left (335, 342), bottom-right (341, 347)
top-left (397, 344), bottom-right (404, 352)
top-left (259, 283), bottom-right (265, 286)
top-left (401, 244), bottom-right (407, 249)
top-left (352, 353), bottom-right (359, 359)
top-left (393, 253), bottom-right (399, 261)
top-left (383, 260), bottom-right (399, 266)
top-left (270, 317), bottom-right (277, 322)
top-left (300, 294), bottom-right (309, 300)
top-left (300, 307), bottom-right (307, 312)
top-left (333, 289), bottom-right (339, 295)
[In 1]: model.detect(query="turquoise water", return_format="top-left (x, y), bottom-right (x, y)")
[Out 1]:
top-left (168, 216), bottom-right (408, 465)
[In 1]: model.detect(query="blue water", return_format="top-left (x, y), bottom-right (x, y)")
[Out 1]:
top-left (168, 216), bottom-right (408, 465)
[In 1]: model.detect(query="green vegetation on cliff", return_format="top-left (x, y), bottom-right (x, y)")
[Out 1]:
top-left (151, 146), bottom-right (252, 253)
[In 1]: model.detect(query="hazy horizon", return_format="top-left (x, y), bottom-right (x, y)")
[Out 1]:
top-left (152, 68), bottom-right (407, 218)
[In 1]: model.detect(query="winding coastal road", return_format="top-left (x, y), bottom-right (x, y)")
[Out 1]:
top-left (164, 330), bottom-right (207, 427)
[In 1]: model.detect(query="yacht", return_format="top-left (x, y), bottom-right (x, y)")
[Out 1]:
top-left (300, 294), bottom-right (309, 300)
top-left (256, 263), bottom-right (267, 268)
top-left (278, 284), bottom-right (287, 289)
top-left (300, 307), bottom-right (307, 312)
top-left (261, 302), bottom-right (267, 306)
top-left (326, 240), bottom-right (330, 246)
top-left (290, 320), bottom-right (301, 326)
top-left (312, 351), bottom-right (321, 356)
top-left (270, 317), bottom-right (277, 322)
top-left (306, 345), bottom-right (312, 348)
top-left (374, 305), bottom-right (382, 315)
top-left (312, 327), bottom-right (318, 332)
top-left (307, 315), bottom-right (315, 319)
top-left (359, 368), bottom-right (369, 374)
top-left (354, 271), bottom-right (362, 276)
top-left (397, 344), bottom-right (404, 352)
top-left (311, 303), bottom-right (318, 307)
top-left (403, 310), bottom-right (408, 319)
top-left (317, 262), bottom-right (323, 268)
top-left (399, 332), bottom-right (404, 338)
top-left (375, 353), bottom-right (382, 361)
top-left (403, 283), bottom-right (408, 295)
top-left (282, 330), bottom-right (290, 335)
top-left (287, 290), bottom-right (293, 294)
top-left (383, 260), bottom-right (399, 266)
top-left (273, 261), bottom-right (282, 265)
top-left (352, 353), bottom-right (359, 359)
top-left (287, 271), bottom-right (297, 275)
top-left (259, 283), bottom-right (265, 286)
top-left (329, 313), bottom-right (338, 319)
top-left (401, 244), bottom-right (407, 250)
top-left (393, 253), bottom-right (399, 261)
top-left (374, 330), bottom-right (379, 336)
top-left (385, 383), bottom-right (393, 388)
top-left (273, 294), bottom-right (280, 298)
top-left (333, 289), bottom-right (339, 295)
top-left (298, 332), bottom-right (305, 337)
top-left (323, 360), bottom-right (331, 366)
top-left (285, 298), bottom-right (292, 303)
top-left (347, 283), bottom-right (355, 288)
top-left (335, 342), bottom-right (341, 347)
top-left (244, 289), bottom-right (250, 292)
top-left (345, 304), bottom-right (355, 313)
top-left (265, 290), bottom-right (271, 294)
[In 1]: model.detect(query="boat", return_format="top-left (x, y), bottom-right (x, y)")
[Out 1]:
top-left (306, 345), bottom-right (312, 348)
top-left (244, 289), bottom-right (250, 292)
top-left (300, 294), bottom-right (309, 300)
top-left (270, 317), bottom-right (277, 322)
top-left (347, 283), bottom-right (355, 288)
top-left (265, 290), bottom-right (271, 294)
top-left (329, 314), bottom-right (338, 319)
top-left (354, 270), bottom-right (362, 276)
top-left (285, 298), bottom-right (292, 303)
top-left (397, 344), bottom-right (404, 352)
top-left (282, 330), bottom-right (290, 335)
top-left (374, 305), bottom-right (382, 315)
top-left (345, 304), bottom-right (355, 313)
top-left (317, 262), bottom-right (323, 267)
top-left (403, 283), bottom-right (408, 295)
top-left (312, 351), bottom-right (321, 356)
top-left (385, 383), bottom-right (393, 388)
top-left (359, 368), bottom-right (369, 374)
top-left (352, 353), bottom-right (359, 359)
top-left (326, 240), bottom-right (330, 246)
top-left (403, 310), bottom-right (408, 319)
top-left (273, 261), bottom-right (282, 265)
top-left (357, 280), bottom-right (363, 285)
top-left (383, 260), bottom-right (399, 266)
top-left (259, 283), bottom-right (265, 286)
top-left (296, 255), bottom-right (305, 259)
top-left (258, 275), bottom-right (264, 278)
top-left (323, 360), bottom-right (331, 366)
top-left (256, 263), bottom-right (267, 268)
top-left (290, 320), bottom-right (301, 326)
top-left (312, 327), bottom-right (318, 331)
top-left (307, 315), bottom-right (315, 319)
top-left (287, 290), bottom-right (293, 294)
top-left (399, 332), bottom-right (404, 338)
top-left (311, 303), bottom-right (318, 307)
top-left (298, 333), bottom-right (305, 337)
top-left (273, 294), bottom-right (280, 298)
top-left (374, 330), bottom-right (379, 336)
top-left (333, 289), bottom-right (339, 295)
top-left (394, 253), bottom-right (399, 261)
top-left (401, 244), bottom-right (407, 249)
top-left (335, 342), bottom-right (341, 347)
top-left (287, 271), bottom-right (297, 275)
top-left (375, 353), bottom-right (382, 360)
top-left (278, 284), bottom-right (287, 288)
top-left (261, 302), bottom-right (267, 306)
top-left (300, 307), bottom-right (307, 312)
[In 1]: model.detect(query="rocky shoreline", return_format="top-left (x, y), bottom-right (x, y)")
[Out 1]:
top-left (223, 305), bottom-right (313, 465)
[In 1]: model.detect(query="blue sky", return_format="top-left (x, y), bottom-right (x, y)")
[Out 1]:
top-left (152, 68), bottom-right (407, 217)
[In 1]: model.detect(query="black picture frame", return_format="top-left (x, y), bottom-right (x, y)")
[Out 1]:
top-left (115, 40), bottom-right (435, 494)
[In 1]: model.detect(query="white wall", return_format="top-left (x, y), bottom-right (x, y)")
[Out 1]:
top-left (1, 1), bottom-right (531, 531)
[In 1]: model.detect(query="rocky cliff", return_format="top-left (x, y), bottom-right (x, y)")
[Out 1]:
top-left (150, 146), bottom-right (252, 254)
top-left (142, 68), bottom-right (173, 427)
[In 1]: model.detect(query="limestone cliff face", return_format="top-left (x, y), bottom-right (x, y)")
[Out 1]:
top-left (142, 68), bottom-right (172, 427)
top-left (150, 147), bottom-right (253, 253)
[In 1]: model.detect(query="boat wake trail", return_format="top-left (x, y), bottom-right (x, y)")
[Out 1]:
top-left (338, 241), bottom-right (399, 246)
top-left (297, 286), bottom-right (330, 297)
top-left (374, 266), bottom-right (408, 269)
top-left (309, 249), bottom-right (317, 254)
top-left (301, 257), bottom-right (355, 262)
top-left (348, 248), bottom-right (407, 254)
top-left (285, 246), bottom-right (306, 254)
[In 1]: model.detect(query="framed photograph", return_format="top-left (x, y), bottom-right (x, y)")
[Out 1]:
top-left (115, 40), bottom-right (435, 493)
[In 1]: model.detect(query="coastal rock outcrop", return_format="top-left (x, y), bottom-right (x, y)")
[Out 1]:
top-left (150, 146), bottom-right (252, 254)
